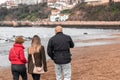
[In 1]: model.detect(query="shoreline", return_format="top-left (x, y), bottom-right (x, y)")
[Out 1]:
top-left (1, 21), bottom-right (120, 29)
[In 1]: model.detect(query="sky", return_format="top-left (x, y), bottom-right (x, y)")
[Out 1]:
top-left (0, 0), bottom-right (7, 4)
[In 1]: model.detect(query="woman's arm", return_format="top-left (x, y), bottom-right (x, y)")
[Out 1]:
top-left (41, 46), bottom-right (47, 72)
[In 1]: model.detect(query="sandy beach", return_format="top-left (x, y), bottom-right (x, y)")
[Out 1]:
top-left (1, 36), bottom-right (120, 80)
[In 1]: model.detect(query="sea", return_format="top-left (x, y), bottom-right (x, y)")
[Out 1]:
top-left (0, 27), bottom-right (120, 67)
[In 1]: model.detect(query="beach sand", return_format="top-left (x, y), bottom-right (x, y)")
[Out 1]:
top-left (1, 38), bottom-right (120, 80)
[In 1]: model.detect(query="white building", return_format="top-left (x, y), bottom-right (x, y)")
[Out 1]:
top-left (83, 0), bottom-right (120, 5)
top-left (48, 0), bottom-right (79, 10)
top-left (50, 14), bottom-right (69, 22)
top-left (84, 0), bottom-right (101, 5)
top-left (50, 9), bottom-right (69, 22)
top-left (1, 0), bottom-right (18, 8)
top-left (14, 0), bottom-right (46, 5)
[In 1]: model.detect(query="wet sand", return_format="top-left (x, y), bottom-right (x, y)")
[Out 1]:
top-left (1, 38), bottom-right (120, 80)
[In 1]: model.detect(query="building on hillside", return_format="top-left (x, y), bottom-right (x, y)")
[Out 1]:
top-left (1, 0), bottom-right (18, 9)
top-left (114, 0), bottom-right (120, 2)
top-left (47, 0), bottom-right (79, 10)
top-left (48, 0), bottom-right (77, 4)
top-left (83, 0), bottom-right (120, 5)
top-left (49, 9), bottom-right (69, 22)
top-left (100, 0), bottom-right (120, 4)
top-left (14, 0), bottom-right (47, 5)
top-left (84, 0), bottom-right (101, 5)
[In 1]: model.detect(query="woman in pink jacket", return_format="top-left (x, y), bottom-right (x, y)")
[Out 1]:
top-left (9, 36), bottom-right (27, 80)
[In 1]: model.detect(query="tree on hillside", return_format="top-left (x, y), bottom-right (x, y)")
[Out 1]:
top-left (0, 7), bottom-right (8, 20)
top-left (109, 0), bottom-right (114, 6)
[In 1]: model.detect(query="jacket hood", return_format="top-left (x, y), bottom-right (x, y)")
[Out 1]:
top-left (13, 43), bottom-right (24, 49)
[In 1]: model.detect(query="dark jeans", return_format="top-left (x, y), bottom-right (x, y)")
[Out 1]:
top-left (11, 64), bottom-right (27, 80)
top-left (32, 74), bottom-right (40, 80)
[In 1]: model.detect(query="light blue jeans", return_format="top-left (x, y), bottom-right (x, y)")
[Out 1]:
top-left (54, 63), bottom-right (71, 80)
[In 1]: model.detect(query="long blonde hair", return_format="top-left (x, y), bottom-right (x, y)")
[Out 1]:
top-left (28, 35), bottom-right (41, 54)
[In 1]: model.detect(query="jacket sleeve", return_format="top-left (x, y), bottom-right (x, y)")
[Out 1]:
top-left (9, 48), bottom-right (16, 61)
top-left (9, 48), bottom-right (13, 61)
top-left (41, 46), bottom-right (47, 72)
top-left (19, 49), bottom-right (28, 63)
top-left (47, 39), bottom-right (54, 60)
top-left (69, 36), bottom-right (74, 48)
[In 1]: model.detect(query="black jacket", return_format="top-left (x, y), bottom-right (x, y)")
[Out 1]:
top-left (47, 32), bottom-right (74, 64)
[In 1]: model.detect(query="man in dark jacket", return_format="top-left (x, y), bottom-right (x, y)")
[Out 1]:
top-left (47, 26), bottom-right (74, 80)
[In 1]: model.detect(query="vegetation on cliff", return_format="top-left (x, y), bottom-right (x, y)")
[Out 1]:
top-left (68, 2), bottom-right (120, 21)
top-left (0, 3), bottom-right (51, 21)
top-left (1, 2), bottom-right (120, 21)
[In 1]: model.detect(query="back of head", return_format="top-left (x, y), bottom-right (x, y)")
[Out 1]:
top-left (28, 35), bottom-right (41, 54)
top-left (15, 36), bottom-right (24, 44)
top-left (55, 26), bottom-right (63, 34)
top-left (31, 35), bottom-right (41, 45)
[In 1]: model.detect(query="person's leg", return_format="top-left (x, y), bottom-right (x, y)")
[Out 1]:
top-left (62, 63), bottom-right (71, 80)
top-left (11, 64), bottom-right (19, 80)
top-left (54, 63), bottom-right (62, 80)
top-left (20, 65), bottom-right (27, 80)
top-left (32, 74), bottom-right (40, 80)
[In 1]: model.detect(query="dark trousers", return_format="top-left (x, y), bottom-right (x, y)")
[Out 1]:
top-left (11, 64), bottom-right (27, 80)
top-left (32, 74), bottom-right (40, 80)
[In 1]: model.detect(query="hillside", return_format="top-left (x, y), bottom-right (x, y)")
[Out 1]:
top-left (68, 2), bottom-right (120, 21)
top-left (0, 3), bottom-right (51, 21)
top-left (1, 2), bottom-right (120, 21)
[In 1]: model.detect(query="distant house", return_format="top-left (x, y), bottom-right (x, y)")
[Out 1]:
top-left (14, 0), bottom-right (47, 5)
top-left (84, 0), bottom-right (101, 3)
top-left (50, 14), bottom-right (69, 22)
top-left (59, 14), bottom-right (69, 21)
top-left (84, 0), bottom-right (101, 5)
top-left (50, 9), bottom-right (69, 22)
top-left (48, 1), bottom-right (67, 10)
top-left (1, 0), bottom-right (18, 9)
top-left (47, 0), bottom-right (79, 10)
top-left (51, 9), bottom-right (60, 15)
top-left (84, 0), bottom-right (120, 5)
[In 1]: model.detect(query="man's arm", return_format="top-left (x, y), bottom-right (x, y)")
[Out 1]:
top-left (47, 39), bottom-right (54, 60)
top-left (69, 36), bottom-right (74, 48)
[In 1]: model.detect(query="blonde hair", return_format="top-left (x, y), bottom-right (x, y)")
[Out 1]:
top-left (28, 35), bottom-right (41, 54)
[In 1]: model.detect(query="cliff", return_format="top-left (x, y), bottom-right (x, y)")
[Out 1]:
top-left (68, 2), bottom-right (120, 21)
